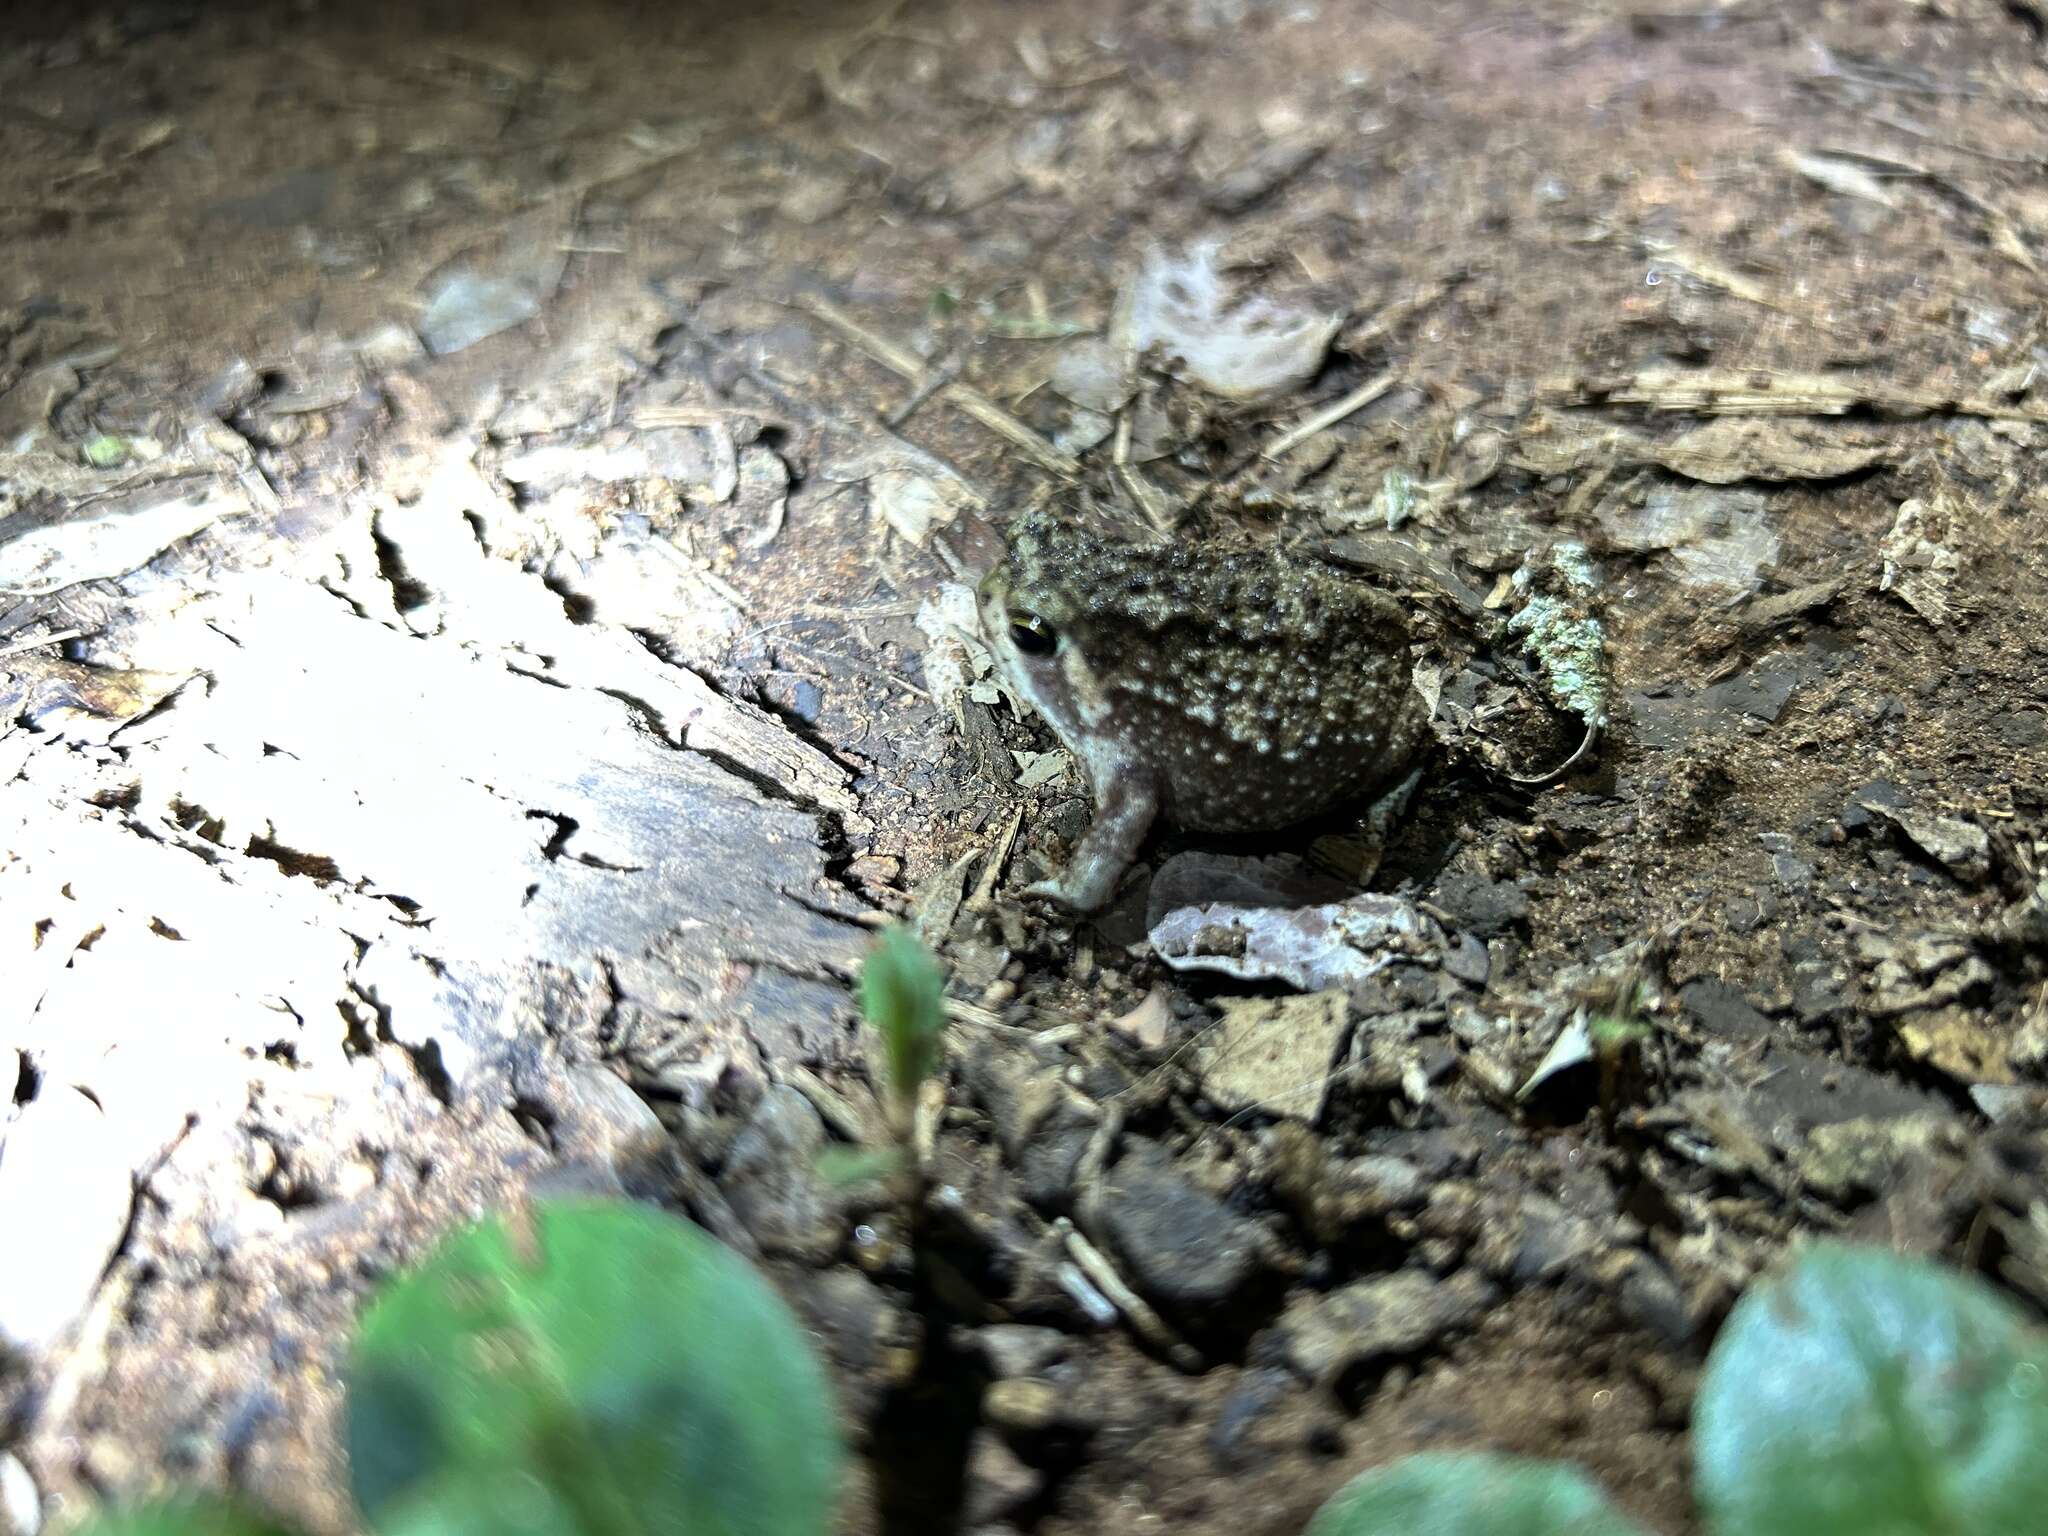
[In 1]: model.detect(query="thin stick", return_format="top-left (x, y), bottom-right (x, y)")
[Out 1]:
top-left (1055, 1218), bottom-right (1203, 1371)
top-left (1116, 461), bottom-right (1175, 532)
top-left (0, 628), bottom-right (84, 659)
top-left (1544, 367), bottom-right (2048, 423)
top-left (963, 806), bottom-right (1023, 914)
top-left (803, 295), bottom-right (1082, 477)
top-left (780, 1061), bottom-right (875, 1144)
top-left (1262, 369), bottom-right (1399, 461)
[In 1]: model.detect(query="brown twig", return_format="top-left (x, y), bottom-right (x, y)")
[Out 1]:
top-left (1543, 367), bottom-right (2048, 423)
top-left (801, 295), bottom-right (1082, 477)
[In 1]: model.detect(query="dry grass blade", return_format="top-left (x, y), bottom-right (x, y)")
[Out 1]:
top-left (0, 628), bottom-right (86, 659)
top-left (1262, 370), bottom-right (1400, 462)
top-left (1543, 368), bottom-right (2048, 423)
top-left (802, 294), bottom-right (1082, 477)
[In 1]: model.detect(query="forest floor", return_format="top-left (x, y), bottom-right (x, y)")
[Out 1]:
top-left (2, 2), bottom-right (2045, 1533)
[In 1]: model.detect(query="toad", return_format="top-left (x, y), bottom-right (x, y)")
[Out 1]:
top-left (978, 508), bottom-right (1429, 910)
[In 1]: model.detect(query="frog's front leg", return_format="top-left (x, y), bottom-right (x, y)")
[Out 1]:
top-left (1023, 768), bottom-right (1160, 913)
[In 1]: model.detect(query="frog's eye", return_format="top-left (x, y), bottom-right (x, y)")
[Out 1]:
top-left (1007, 610), bottom-right (1058, 657)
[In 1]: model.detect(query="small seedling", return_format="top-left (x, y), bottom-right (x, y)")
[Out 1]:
top-left (52, 1209), bottom-right (2048, 1535)
top-left (1693, 1242), bottom-right (2048, 1535)
top-left (347, 1198), bottom-right (842, 1536)
top-left (858, 923), bottom-right (948, 1146)
top-left (81, 434), bottom-right (134, 468)
top-left (55, 1500), bottom-right (294, 1536)
top-left (1585, 1012), bottom-right (1653, 1052)
top-left (1303, 1241), bottom-right (2048, 1536)
top-left (813, 1143), bottom-right (905, 1191)
top-left (61, 1200), bottom-right (846, 1536)
top-left (1306, 1450), bottom-right (1647, 1536)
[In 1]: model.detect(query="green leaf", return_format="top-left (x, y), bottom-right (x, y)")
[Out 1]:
top-left (814, 1144), bottom-right (903, 1190)
top-left (1586, 1013), bottom-right (1652, 1052)
top-left (82, 434), bottom-right (132, 467)
top-left (361, 1471), bottom-right (584, 1536)
top-left (346, 1198), bottom-right (841, 1536)
top-left (983, 313), bottom-right (1091, 340)
top-left (70, 1497), bottom-right (298, 1536)
top-left (858, 926), bottom-right (946, 1119)
top-left (1305, 1451), bottom-right (1651, 1535)
top-left (1695, 1242), bottom-right (2048, 1536)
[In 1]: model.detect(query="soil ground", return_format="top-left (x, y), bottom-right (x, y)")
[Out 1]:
top-left (2, 1), bottom-right (2046, 1534)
